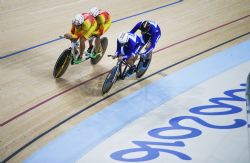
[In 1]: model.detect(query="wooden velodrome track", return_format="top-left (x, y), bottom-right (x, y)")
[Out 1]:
top-left (0, 0), bottom-right (249, 162)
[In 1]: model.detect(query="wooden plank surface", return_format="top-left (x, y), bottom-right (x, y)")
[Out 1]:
top-left (0, 0), bottom-right (249, 162)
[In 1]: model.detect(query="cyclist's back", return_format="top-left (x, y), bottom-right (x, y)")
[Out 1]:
top-left (130, 20), bottom-right (161, 59)
top-left (70, 13), bottom-right (97, 40)
top-left (115, 32), bottom-right (142, 60)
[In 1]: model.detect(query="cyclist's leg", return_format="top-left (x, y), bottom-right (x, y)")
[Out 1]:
top-left (93, 20), bottom-right (111, 54)
top-left (79, 37), bottom-right (87, 59)
top-left (127, 55), bottom-right (137, 66)
top-left (83, 21), bottom-right (97, 49)
top-left (144, 34), bottom-right (151, 45)
top-left (88, 39), bottom-right (94, 53)
top-left (93, 35), bottom-right (101, 54)
top-left (126, 54), bottom-right (138, 76)
top-left (102, 19), bottom-right (111, 34)
top-left (73, 37), bottom-right (87, 64)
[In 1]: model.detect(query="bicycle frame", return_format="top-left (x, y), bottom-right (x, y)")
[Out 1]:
top-left (115, 56), bottom-right (132, 80)
top-left (70, 42), bottom-right (78, 60)
top-left (70, 41), bottom-right (92, 63)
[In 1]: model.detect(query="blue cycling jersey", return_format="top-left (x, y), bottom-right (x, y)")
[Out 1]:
top-left (115, 33), bottom-right (142, 60)
top-left (130, 21), bottom-right (161, 55)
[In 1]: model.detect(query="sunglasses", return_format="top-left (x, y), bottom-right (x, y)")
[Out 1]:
top-left (75, 24), bottom-right (82, 28)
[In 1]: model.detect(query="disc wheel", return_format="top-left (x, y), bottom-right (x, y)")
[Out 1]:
top-left (102, 66), bottom-right (119, 94)
top-left (136, 52), bottom-right (152, 78)
top-left (53, 49), bottom-right (71, 78)
top-left (91, 37), bottom-right (108, 65)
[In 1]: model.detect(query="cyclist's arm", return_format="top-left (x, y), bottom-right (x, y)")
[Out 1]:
top-left (79, 36), bottom-right (86, 56)
top-left (93, 15), bottom-right (104, 36)
top-left (92, 15), bottom-right (111, 36)
top-left (130, 22), bottom-right (141, 34)
top-left (144, 29), bottom-right (156, 55)
top-left (81, 20), bottom-right (94, 40)
top-left (70, 25), bottom-right (81, 39)
top-left (101, 19), bottom-right (111, 35)
top-left (92, 29), bottom-right (101, 36)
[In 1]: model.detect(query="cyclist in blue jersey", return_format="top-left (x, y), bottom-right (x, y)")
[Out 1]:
top-left (112, 32), bottom-right (143, 76)
top-left (130, 20), bottom-right (161, 61)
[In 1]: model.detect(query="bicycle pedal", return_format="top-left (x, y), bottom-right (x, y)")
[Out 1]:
top-left (74, 59), bottom-right (82, 64)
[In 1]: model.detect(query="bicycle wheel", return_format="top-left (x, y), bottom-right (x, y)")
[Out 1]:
top-left (91, 37), bottom-right (108, 65)
top-left (136, 52), bottom-right (152, 78)
top-left (53, 49), bottom-right (71, 78)
top-left (102, 66), bottom-right (119, 94)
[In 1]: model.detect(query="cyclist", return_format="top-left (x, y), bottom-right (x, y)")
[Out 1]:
top-left (130, 20), bottom-right (161, 61)
top-left (88, 7), bottom-right (111, 55)
top-left (113, 32), bottom-right (143, 76)
top-left (64, 13), bottom-right (97, 64)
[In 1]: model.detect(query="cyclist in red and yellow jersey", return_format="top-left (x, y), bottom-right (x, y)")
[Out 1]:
top-left (64, 13), bottom-right (97, 63)
top-left (88, 7), bottom-right (111, 54)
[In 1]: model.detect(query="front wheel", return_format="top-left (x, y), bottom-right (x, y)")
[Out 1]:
top-left (136, 52), bottom-right (152, 78)
top-left (91, 37), bottom-right (108, 65)
top-left (53, 49), bottom-right (71, 78)
top-left (102, 66), bottom-right (119, 94)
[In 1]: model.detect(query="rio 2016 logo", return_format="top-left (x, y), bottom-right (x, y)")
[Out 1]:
top-left (110, 83), bottom-right (248, 162)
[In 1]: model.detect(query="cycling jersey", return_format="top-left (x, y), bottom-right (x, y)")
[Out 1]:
top-left (92, 10), bottom-right (111, 36)
top-left (115, 33), bottom-right (142, 60)
top-left (130, 20), bottom-right (161, 55)
top-left (70, 13), bottom-right (97, 40)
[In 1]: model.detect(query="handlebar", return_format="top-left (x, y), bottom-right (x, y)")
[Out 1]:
top-left (59, 35), bottom-right (97, 40)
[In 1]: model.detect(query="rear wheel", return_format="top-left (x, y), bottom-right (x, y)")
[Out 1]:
top-left (53, 49), bottom-right (71, 78)
top-left (91, 37), bottom-right (108, 65)
top-left (102, 66), bottom-right (119, 94)
top-left (136, 52), bottom-right (152, 78)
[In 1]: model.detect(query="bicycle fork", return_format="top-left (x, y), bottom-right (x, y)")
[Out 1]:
top-left (112, 64), bottom-right (120, 83)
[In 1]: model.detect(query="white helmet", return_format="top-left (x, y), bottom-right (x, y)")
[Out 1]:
top-left (72, 14), bottom-right (84, 26)
top-left (118, 32), bottom-right (129, 45)
top-left (90, 7), bottom-right (100, 17)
